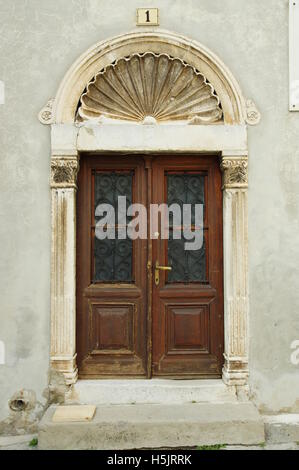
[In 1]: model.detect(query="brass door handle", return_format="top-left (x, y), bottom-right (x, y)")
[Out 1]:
top-left (154, 261), bottom-right (172, 286)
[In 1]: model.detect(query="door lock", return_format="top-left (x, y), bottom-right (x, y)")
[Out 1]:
top-left (154, 261), bottom-right (172, 286)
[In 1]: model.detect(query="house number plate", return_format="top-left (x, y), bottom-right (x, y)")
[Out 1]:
top-left (137, 8), bottom-right (159, 26)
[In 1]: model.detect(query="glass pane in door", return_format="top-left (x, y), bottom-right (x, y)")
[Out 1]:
top-left (167, 173), bottom-right (207, 282)
top-left (93, 171), bottom-right (133, 282)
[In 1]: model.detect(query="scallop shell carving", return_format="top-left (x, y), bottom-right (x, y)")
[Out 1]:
top-left (77, 52), bottom-right (223, 124)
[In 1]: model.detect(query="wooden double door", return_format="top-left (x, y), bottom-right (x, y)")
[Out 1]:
top-left (76, 155), bottom-right (223, 378)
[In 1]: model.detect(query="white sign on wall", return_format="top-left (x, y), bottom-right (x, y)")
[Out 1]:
top-left (290, 1), bottom-right (299, 110)
top-left (0, 341), bottom-right (5, 365)
top-left (0, 80), bottom-right (4, 105)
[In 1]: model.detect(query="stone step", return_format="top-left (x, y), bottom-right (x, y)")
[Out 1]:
top-left (68, 379), bottom-right (238, 405)
top-left (38, 402), bottom-right (264, 450)
top-left (264, 414), bottom-right (299, 444)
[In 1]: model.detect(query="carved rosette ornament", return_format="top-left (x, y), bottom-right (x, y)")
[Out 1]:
top-left (38, 99), bottom-right (55, 125)
top-left (245, 99), bottom-right (261, 126)
top-left (51, 158), bottom-right (79, 188)
top-left (220, 158), bottom-right (248, 189)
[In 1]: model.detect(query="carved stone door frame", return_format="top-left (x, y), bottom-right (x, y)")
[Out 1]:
top-left (39, 31), bottom-right (260, 390)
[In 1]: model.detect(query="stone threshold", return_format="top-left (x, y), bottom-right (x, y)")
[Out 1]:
top-left (67, 379), bottom-right (239, 405)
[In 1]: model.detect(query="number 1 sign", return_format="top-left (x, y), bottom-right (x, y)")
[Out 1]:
top-left (137, 8), bottom-right (159, 26)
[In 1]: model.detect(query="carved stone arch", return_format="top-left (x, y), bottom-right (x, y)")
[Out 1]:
top-left (40, 30), bottom-right (260, 392)
top-left (40, 31), bottom-right (260, 126)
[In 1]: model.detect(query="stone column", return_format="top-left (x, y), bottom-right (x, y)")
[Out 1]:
top-left (50, 155), bottom-right (79, 385)
top-left (220, 152), bottom-right (249, 386)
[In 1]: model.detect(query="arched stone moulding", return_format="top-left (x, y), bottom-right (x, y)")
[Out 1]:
top-left (40, 30), bottom-right (260, 126)
top-left (41, 30), bottom-right (260, 390)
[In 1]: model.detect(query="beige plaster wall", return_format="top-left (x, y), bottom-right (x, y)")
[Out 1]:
top-left (0, 0), bottom-right (298, 426)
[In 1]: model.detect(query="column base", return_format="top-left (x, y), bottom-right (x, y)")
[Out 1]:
top-left (51, 355), bottom-right (78, 385)
top-left (222, 357), bottom-right (249, 386)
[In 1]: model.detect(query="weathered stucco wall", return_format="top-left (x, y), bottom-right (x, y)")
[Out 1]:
top-left (0, 0), bottom-right (298, 427)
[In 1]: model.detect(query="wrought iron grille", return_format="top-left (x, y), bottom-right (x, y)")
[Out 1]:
top-left (94, 171), bottom-right (133, 282)
top-left (167, 173), bottom-right (206, 282)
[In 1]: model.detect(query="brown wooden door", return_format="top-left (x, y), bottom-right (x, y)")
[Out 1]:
top-left (151, 156), bottom-right (224, 378)
top-left (76, 155), bottom-right (148, 378)
top-left (76, 154), bottom-right (223, 378)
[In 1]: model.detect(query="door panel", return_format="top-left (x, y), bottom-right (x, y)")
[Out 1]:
top-left (166, 304), bottom-right (210, 353)
top-left (76, 156), bottom-right (148, 378)
top-left (152, 156), bottom-right (223, 378)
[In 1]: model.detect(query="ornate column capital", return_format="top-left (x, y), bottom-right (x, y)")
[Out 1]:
top-left (220, 154), bottom-right (248, 189)
top-left (51, 156), bottom-right (79, 189)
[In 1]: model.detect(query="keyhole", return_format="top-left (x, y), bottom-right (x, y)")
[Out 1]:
top-left (145, 10), bottom-right (150, 22)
